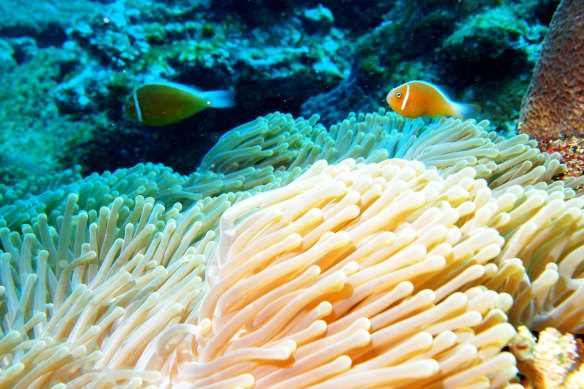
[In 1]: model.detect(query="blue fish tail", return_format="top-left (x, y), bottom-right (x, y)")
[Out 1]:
top-left (205, 90), bottom-right (236, 108)
top-left (457, 103), bottom-right (481, 120)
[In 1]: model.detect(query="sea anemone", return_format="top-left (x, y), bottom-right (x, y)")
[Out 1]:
top-left (1, 111), bottom-right (582, 387)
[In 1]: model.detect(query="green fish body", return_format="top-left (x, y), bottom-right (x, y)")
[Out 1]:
top-left (124, 81), bottom-right (235, 126)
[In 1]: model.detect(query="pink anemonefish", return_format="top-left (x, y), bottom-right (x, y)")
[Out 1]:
top-left (124, 81), bottom-right (235, 126)
top-left (386, 80), bottom-right (480, 120)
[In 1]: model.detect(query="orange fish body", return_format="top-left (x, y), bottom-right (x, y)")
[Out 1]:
top-left (124, 81), bottom-right (235, 126)
top-left (386, 80), bottom-right (479, 119)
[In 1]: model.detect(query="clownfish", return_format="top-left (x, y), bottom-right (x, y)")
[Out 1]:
top-left (124, 81), bottom-right (235, 126)
top-left (386, 80), bottom-right (479, 119)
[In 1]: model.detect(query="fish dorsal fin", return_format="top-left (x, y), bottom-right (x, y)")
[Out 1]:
top-left (410, 80), bottom-right (453, 100)
top-left (140, 79), bottom-right (205, 95)
top-left (155, 80), bottom-right (203, 94)
top-left (434, 83), bottom-right (455, 99)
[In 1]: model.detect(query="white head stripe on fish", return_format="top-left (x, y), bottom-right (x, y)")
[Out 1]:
top-left (401, 83), bottom-right (410, 111)
top-left (133, 89), bottom-right (143, 123)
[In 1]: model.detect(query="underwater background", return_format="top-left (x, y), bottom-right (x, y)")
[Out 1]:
top-left (0, 0), bottom-right (559, 180)
top-left (2, 0), bottom-right (584, 388)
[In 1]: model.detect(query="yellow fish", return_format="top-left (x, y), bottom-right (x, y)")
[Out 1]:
top-left (124, 81), bottom-right (235, 126)
top-left (386, 80), bottom-right (479, 119)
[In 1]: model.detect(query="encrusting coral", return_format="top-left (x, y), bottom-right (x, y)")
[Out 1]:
top-left (537, 136), bottom-right (584, 179)
top-left (1, 110), bottom-right (584, 387)
top-left (519, 0), bottom-right (584, 140)
top-left (510, 325), bottom-right (584, 388)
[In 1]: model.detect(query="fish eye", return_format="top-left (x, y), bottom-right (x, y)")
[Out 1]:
top-left (396, 92), bottom-right (402, 98)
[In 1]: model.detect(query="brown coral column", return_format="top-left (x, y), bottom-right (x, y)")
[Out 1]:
top-left (519, 0), bottom-right (584, 139)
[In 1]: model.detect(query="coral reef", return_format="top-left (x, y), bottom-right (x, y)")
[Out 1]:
top-left (538, 136), bottom-right (584, 179)
top-left (511, 326), bottom-right (584, 388)
top-left (0, 0), bottom-right (103, 46)
top-left (0, 40), bottom-right (87, 179)
top-left (519, 0), bottom-right (584, 140)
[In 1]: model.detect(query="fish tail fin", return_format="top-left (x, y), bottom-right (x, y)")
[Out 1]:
top-left (457, 103), bottom-right (481, 120)
top-left (205, 90), bottom-right (236, 108)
